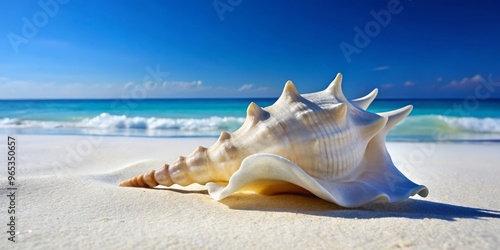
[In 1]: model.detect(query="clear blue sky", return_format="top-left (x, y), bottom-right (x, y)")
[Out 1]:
top-left (1, 0), bottom-right (499, 99)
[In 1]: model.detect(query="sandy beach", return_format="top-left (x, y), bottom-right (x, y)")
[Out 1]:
top-left (1, 134), bottom-right (499, 249)
top-left (3, 0), bottom-right (500, 249)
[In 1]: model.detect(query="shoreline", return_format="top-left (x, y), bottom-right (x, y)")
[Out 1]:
top-left (3, 130), bottom-right (500, 143)
top-left (1, 134), bottom-right (499, 248)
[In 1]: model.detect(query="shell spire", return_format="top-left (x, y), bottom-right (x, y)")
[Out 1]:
top-left (119, 165), bottom-right (169, 188)
top-left (119, 144), bottom-right (213, 188)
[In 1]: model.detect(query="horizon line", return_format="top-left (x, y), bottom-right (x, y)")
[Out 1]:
top-left (1, 97), bottom-right (500, 101)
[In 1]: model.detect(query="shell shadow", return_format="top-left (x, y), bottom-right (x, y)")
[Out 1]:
top-left (148, 186), bottom-right (209, 195)
top-left (218, 193), bottom-right (500, 221)
top-left (101, 165), bottom-right (499, 222)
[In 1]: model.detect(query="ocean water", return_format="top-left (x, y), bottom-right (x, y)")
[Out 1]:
top-left (0, 98), bottom-right (499, 142)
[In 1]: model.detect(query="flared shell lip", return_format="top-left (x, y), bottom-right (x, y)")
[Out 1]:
top-left (207, 153), bottom-right (428, 208)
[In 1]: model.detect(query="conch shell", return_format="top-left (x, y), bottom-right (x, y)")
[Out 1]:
top-left (120, 73), bottom-right (428, 207)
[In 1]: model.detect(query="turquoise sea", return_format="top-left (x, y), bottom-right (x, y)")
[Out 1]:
top-left (0, 99), bottom-right (499, 142)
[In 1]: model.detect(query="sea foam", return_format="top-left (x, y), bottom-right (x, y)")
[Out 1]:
top-left (0, 113), bottom-right (245, 132)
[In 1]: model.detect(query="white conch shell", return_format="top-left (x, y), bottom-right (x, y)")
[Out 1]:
top-left (120, 73), bottom-right (428, 207)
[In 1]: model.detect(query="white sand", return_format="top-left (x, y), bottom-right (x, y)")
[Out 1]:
top-left (1, 135), bottom-right (499, 249)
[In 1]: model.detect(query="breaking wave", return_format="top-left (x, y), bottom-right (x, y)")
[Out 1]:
top-left (1, 113), bottom-right (500, 140)
top-left (0, 113), bottom-right (245, 132)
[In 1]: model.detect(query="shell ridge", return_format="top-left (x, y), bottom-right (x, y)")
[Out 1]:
top-left (302, 106), bottom-right (331, 178)
top-left (172, 156), bottom-right (195, 185)
top-left (195, 145), bottom-right (219, 183)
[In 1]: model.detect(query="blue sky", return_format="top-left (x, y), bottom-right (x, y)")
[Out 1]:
top-left (0, 0), bottom-right (499, 99)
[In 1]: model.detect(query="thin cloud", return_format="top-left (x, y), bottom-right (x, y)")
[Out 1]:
top-left (404, 81), bottom-right (415, 87)
top-left (161, 80), bottom-right (204, 90)
top-left (31, 39), bottom-right (73, 48)
top-left (0, 80), bottom-right (120, 99)
top-left (443, 74), bottom-right (484, 88)
top-left (373, 66), bottom-right (390, 71)
top-left (437, 77), bottom-right (443, 82)
top-left (238, 84), bottom-right (253, 91)
top-left (124, 82), bottom-right (134, 90)
top-left (0, 77), bottom-right (276, 99)
top-left (0, 77), bottom-right (208, 99)
top-left (381, 83), bottom-right (393, 88)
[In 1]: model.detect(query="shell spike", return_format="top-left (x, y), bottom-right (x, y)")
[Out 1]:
top-left (351, 88), bottom-right (378, 110)
top-left (247, 102), bottom-right (265, 118)
top-left (325, 73), bottom-right (347, 102)
top-left (245, 102), bottom-right (268, 125)
top-left (330, 103), bottom-right (348, 121)
top-left (195, 145), bottom-right (206, 153)
top-left (378, 105), bottom-right (413, 133)
top-left (218, 131), bottom-right (231, 141)
top-left (278, 80), bottom-right (300, 102)
top-left (359, 115), bottom-right (388, 140)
